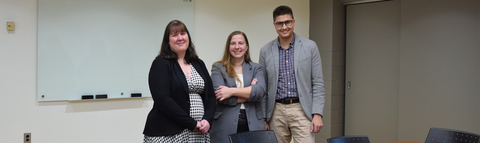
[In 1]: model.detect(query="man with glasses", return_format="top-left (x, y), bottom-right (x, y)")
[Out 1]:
top-left (259, 5), bottom-right (325, 143)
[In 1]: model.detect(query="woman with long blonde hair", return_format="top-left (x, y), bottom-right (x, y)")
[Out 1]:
top-left (209, 31), bottom-right (267, 143)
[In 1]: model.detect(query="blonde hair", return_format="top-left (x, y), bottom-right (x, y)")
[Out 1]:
top-left (216, 31), bottom-right (252, 86)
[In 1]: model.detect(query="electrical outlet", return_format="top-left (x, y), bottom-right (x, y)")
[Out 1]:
top-left (24, 133), bottom-right (31, 143)
top-left (7, 21), bottom-right (15, 31)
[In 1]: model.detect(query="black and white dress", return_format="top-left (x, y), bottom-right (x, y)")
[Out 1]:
top-left (144, 65), bottom-right (210, 143)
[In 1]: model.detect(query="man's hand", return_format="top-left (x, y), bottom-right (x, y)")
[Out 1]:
top-left (311, 114), bottom-right (323, 133)
top-left (264, 121), bottom-right (270, 130)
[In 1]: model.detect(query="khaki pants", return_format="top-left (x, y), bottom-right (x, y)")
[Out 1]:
top-left (269, 102), bottom-right (315, 143)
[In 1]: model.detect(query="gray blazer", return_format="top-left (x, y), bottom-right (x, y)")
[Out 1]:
top-left (259, 33), bottom-right (325, 122)
top-left (209, 61), bottom-right (266, 143)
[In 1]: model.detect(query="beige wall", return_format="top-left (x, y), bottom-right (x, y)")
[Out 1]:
top-left (193, 0), bottom-right (309, 67)
top-left (398, 0), bottom-right (480, 141)
top-left (338, 0), bottom-right (479, 142)
top-left (0, 0), bottom-right (309, 143)
top-left (310, 0), bottom-right (346, 143)
top-left (4, 0), bottom-right (477, 142)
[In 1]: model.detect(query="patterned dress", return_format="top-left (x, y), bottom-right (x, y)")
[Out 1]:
top-left (144, 65), bottom-right (210, 143)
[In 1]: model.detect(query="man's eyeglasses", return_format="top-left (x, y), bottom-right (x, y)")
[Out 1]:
top-left (275, 20), bottom-right (294, 28)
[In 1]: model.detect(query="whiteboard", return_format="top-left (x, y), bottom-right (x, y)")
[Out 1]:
top-left (37, 0), bottom-right (194, 101)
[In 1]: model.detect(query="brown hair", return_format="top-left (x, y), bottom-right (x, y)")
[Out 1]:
top-left (159, 20), bottom-right (198, 63)
top-left (217, 31), bottom-right (252, 86)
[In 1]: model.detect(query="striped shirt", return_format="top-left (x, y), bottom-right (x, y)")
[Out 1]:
top-left (276, 37), bottom-right (298, 100)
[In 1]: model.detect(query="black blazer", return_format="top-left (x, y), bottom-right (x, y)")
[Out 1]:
top-left (143, 56), bottom-right (216, 136)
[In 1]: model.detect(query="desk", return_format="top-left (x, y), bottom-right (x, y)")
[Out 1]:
top-left (390, 142), bottom-right (420, 143)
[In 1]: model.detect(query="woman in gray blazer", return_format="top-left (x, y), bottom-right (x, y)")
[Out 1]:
top-left (210, 31), bottom-right (267, 143)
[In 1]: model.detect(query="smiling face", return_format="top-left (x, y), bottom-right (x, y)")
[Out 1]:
top-left (168, 31), bottom-right (189, 55)
top-left (229, 34), bottom-right (248, 62)
top-left (274, 14), bottom-right (295, 39)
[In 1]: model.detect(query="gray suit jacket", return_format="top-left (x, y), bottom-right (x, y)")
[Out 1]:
top-left (259, 33), bottom-right (325, 122)
top-left (209, 61), bottom-right (266, 143)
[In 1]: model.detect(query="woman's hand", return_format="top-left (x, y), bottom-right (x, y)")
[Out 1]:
top-left (237, 97), bottom-right (247, 103)
top-left (251, 78), bottom-right (257, 85)
top-left (215, 86), bottom-right (233, 101)
top-left (199, 119), bottom-right (210, 134)
top-left (194, 122), bottom-right (202, 133)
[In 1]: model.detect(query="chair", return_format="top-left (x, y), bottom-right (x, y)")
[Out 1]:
top-left (228, 130), bottom-right (278, 143)
top-left (425, 127), bottom-right (480, 143)
top-left (327, 136), bottom-right (370, 143)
